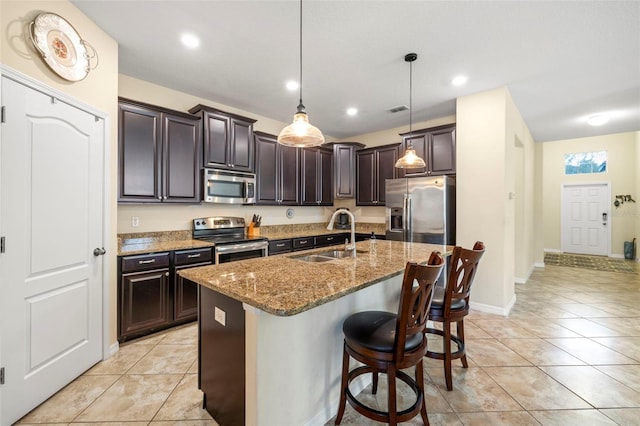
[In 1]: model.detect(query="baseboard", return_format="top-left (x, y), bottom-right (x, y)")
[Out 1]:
top-left (108, 341), bottom-right (119, 359)
top-left (610, 253), bottom-right (624, 259)
top-left (470, 295), bottom-right (515, 317)
top-left (515, 264), bottom-right (536, 284)
top-left (304, 373), bottom-right (370, 426)
top-left (544, 248), bottom-right (563, 253)
top-left (534, 262), bottom-right (545, 268)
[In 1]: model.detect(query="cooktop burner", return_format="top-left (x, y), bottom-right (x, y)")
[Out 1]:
top-left (192, 216), bottom-right (266, 245)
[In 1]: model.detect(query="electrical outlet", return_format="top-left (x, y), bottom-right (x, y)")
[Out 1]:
top-left (131, 216), bottom-right (139, 227)
top-left (214, 307), bottom-right (226, 326)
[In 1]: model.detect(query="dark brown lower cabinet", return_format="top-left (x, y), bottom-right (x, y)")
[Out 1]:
top-left (198, 285), bottom-right (245, 426)
top-left (118, 248), bottom-right (213, 342)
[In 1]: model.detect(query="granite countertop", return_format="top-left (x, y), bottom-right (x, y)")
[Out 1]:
top-left (179, 240), bottom-right (452, 317)
top-left (117, 223), bottom-right (387, 256)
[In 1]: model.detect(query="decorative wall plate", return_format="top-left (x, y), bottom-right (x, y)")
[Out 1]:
top-left (29, 12), bottom-right (98, 82)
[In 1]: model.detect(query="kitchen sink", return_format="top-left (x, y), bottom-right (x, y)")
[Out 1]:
top-left (292, 249), bottom-right (367, 262)
top-left (292, 254), bottom-right (335, 263)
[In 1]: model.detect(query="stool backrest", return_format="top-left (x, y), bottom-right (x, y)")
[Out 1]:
top-left (394, 251), bottom-right (444, 360)
top-left (445, 241), bottom-right (485, 312)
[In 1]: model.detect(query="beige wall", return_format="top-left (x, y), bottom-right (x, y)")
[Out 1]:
top-left (456, 87), bottom-right (536, 314)
top-left (636, 132), bottom-right (640, 261)
top-left (1, 1), bottom-right (119, 346)
top-left (542, 132), bottom-right (637, 257)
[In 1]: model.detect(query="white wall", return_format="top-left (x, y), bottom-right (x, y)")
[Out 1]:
top-left (1, 0), bottom-right (119, 345)
top-left (636, 132), bottom-right (640, 261)
top-left (541, 132), bottom-right (637, 257)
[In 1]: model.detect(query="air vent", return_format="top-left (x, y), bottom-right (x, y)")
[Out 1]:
top-left (386, 105), bottom-right (409, 113)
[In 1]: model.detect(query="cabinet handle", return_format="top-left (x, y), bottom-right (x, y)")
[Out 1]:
top-left (276, 243), bottom-right (286, 247)
top-left (299, 240), bottom-right (308, 244)
top-left (165, 272), bottom-right (169, 277)
top-left (163, 195), bottom-right (167, 200)
top-left (327, 237), bottom-right (334, 241)
top-left (138, 259), bottom-right (156, 264)
top-left (158, 196), bottom-right (162, 200)
top-left (187, 253), bottom-right (202, 258)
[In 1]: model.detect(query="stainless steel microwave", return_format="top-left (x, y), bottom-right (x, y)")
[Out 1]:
top-left (203, 169), bottom-right (256, 204)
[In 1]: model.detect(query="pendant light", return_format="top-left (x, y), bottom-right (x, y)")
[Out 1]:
top-left (395, 53), bottom-right (426, 169)
top-left (278, 0), bottom-right (325, 147)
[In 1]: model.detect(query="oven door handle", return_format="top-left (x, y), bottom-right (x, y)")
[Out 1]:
top-left (214, 241), bottom-right (269, 255)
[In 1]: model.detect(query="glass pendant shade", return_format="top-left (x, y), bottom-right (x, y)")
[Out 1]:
top-left (278, 111), bottom-right (325, 147)
top-left (395, 145), bottom-right (426, 168)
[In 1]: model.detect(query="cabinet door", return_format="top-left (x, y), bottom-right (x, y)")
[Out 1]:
top-left (163, 114), bottom-right (201, 202)
top-left (230, 119), bottom-right (254, 172)
top-left (119, 269), bottom-right (170, 341)
top-left (356, 149), bottom-right (376, 206)
top-left (399, 133), bottom-right (428, 178)
top-left (203, 111), bottom-right (230, 168)
top-left (319, 148), bottom-right (334, 205)
top-left (255, 133), bottom-right (279, 204)
top-left (300, 148), bottom-right (319, 205)
top-left (375, 145), bottom-right (399, 205)
top-left (118, 102), bottom-right (162, 202)
top-left (334, 144), bottom-right (359, 198)
top-left (279, 144), bottom-right (300, 205)
top-left (429, 125), bottom-right (456, 175)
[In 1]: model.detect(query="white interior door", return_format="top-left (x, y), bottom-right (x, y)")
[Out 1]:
top-left (561, 183), bottom-right (610, 256)
top-left (0, 76), bottom-right (105, 424)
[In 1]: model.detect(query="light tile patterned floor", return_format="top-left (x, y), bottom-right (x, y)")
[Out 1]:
top-left (16, 261), bottom-right (640, 425)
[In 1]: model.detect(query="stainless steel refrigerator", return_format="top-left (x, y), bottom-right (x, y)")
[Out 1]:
top-left (385, 175), bottom-right (456, 245)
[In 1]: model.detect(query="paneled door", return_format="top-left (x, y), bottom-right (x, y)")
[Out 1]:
top-left (561, 183), bottom-right (610, 256)
top-left (0, 76), bottom-right (105, 424)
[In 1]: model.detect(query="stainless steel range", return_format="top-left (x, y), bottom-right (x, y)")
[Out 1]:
top-left (192, 216), bottom-right (268, 263)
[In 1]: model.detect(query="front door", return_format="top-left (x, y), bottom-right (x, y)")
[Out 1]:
top-left (561, 183), bottom-right (610, 256)
top-left (0, 76), bottom-right (105, 424)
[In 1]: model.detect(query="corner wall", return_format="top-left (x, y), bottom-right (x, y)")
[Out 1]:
top-left (456, 87), bottom-right (535, 315)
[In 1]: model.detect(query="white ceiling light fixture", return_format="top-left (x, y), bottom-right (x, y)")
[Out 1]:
top-left (451, 75), bottom-right (468, 86)
top-left (587, 113), bottom-right (609, 126)
top-left (180, 33), bottom-right (200, 49)
top-left (346, 107), bottom-right (358, 116)
top-left (277, 0), bottom-right (325, 147)
top-left (286, 81), bottom-right (299, 91)
top-left (395, 53), bottom-right (426, 169)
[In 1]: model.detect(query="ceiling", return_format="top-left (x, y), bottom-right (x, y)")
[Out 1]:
top-left (71, 0), bottom-right (640, 142)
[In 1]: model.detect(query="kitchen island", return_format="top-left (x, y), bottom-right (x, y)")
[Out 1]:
top-left (179, 239), bottom-right (450, 426)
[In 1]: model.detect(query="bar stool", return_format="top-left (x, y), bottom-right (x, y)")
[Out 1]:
top-left (425, 241), bottom-right (485, 391)
top-left (335, 252), bottom-right (444, 426)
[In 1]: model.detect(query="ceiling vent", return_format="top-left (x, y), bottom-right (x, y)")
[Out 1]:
top-left (386, 105), bottom-right (409, 113)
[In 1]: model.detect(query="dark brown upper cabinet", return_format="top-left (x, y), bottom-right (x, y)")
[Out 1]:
top-left (398, 124), bottom-right (456, 178)
top-left (254, 131), bottom-right (299, 205)
top-left (356, 144), bottom-right (399, 206)
top-left (328, 142), bottom-right (365, 199)
top-left (300, 147), bottom-right (334, 206)
top-left (188, 104), bottom-right (257, 172)
top-left (118, 98), bottom-right (201, 203)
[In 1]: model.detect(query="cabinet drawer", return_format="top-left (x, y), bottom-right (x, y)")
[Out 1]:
top-left (174, 247), bottom-right (213, 266)
top-left (121, 252), bottom-right (170, 273)
top-left (315, 234), bottom-right (347, 247)
top-left (293, 237), bottom-right (314, 251)
top-left (269, 239), bottom-right (293, 254)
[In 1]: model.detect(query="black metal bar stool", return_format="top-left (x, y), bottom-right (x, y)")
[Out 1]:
top-left (335, 252), bottom-right (444, 426)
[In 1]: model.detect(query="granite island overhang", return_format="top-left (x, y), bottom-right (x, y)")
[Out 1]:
top-left (178, 240), bottom-right (452, 426)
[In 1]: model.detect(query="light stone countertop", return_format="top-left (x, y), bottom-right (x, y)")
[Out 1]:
top-left (118, 239), bottom-right (214, 256)
top-left (179, 240), bottom-right (452, 316)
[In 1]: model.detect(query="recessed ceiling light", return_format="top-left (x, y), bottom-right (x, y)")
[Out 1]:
top-left (587, 114), bottom-right (609, 126)
top-left (346, 107), bottom-right (358, 116)
top-left (180, 33), bottom-right (200, 49)
top-left (286, 81), bottom-right (299, 91)
top-left (451, 75), bottom-right (468, 86)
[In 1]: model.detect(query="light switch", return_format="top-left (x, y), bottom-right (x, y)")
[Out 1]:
top-left (131, 216), bottom-right (139, 227)
top-left (214, 307), bottom-right (226, 326)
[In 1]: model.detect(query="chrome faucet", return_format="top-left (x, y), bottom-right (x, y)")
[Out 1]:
top-left (327, 208), bottom-right (356, 252)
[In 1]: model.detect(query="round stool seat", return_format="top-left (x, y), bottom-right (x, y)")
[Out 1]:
top-left (343, 311), bottom-right (422, 353)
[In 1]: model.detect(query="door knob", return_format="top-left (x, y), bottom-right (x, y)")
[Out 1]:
top-left (93, 247), bottom-right (106, 256)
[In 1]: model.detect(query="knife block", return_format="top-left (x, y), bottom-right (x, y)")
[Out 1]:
top-left (248, 223), bottom-right (260, 236)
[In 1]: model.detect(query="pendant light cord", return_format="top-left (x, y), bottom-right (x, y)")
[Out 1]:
top-left (409, 57), bottom-right (413, 138)
top-left (299, 0), bottom-right (304, 109)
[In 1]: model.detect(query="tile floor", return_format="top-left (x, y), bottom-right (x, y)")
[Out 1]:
top-left (16, 261), bottom-right (640, 425)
